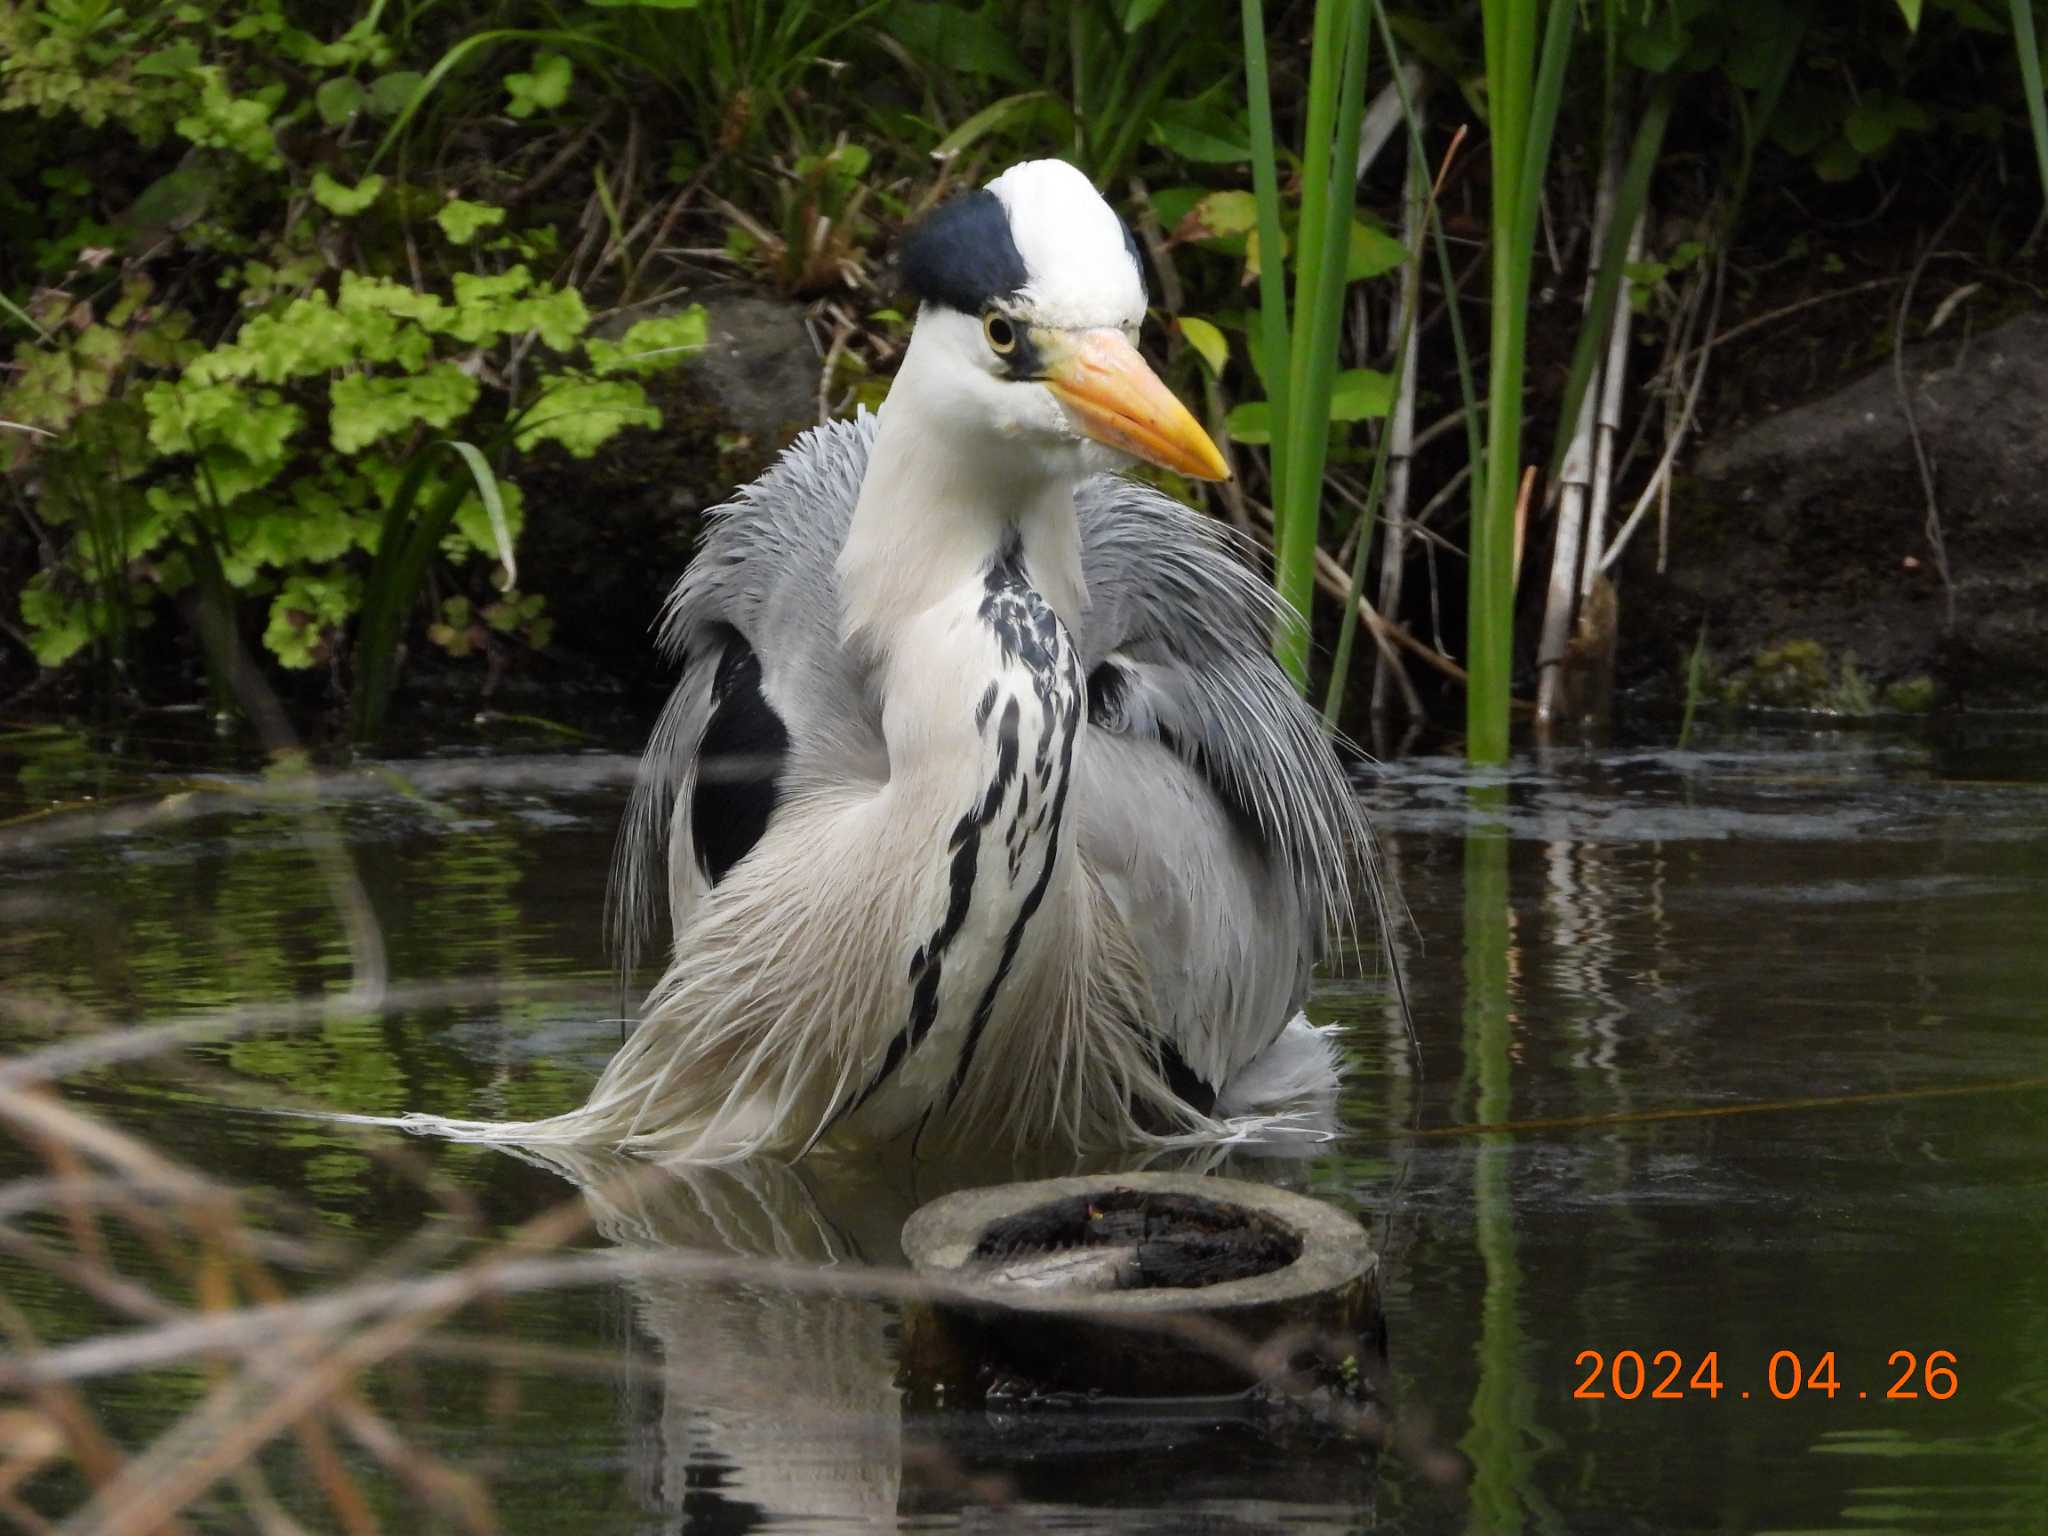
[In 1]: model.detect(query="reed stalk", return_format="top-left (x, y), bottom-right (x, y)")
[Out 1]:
top-left (1467, 0), bottom-right (1575, 762)
top-left (1581, 210), bottom-right (1644, 596)
top-left (1372, 92), bottom-right (1429, 719)
top-left (350, 442), bottom-right (508, 740)
top-left (2010, 0), bottom-right (2048, 238)
top-left (1534, 141), bottom-right (1619, 727)
top-left (1544, 83), bottom-right (1673, 485)
top-left (1323, 112), bottom-right (1429, 727)
top-left (1251, 0), bottom-right (1372, 690)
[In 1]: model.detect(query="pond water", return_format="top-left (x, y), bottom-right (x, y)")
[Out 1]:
top-left (3, 715), bottom-right (2045, 1533)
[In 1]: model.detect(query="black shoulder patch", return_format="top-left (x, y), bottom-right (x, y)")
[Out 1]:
top-left (691, 631), bottom-right (788, 887)
top-left (900, 189), bottom-right (1028, 315)
top-left (1086, 659), bottom-right (1133, 731)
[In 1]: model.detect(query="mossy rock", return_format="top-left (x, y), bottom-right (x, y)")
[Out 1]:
top-left (1713, 640), bottom-right (1940, 716)
top-left (1627, 315), bottom-right (2048, 710)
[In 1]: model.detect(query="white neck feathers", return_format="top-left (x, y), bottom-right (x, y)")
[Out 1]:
top-left (836, 327), bottom-right (1086, 657)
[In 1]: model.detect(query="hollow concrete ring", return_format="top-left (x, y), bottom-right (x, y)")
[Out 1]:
top-left (899, 1171), bottom-right (1383, 1399)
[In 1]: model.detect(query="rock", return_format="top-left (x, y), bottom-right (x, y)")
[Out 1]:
top-left (1623, 312), bottom-right (2048, 709)
top-left (692, 291), bottom-right (821, 445)
top-left (517, 289), bottom-right (817, 693)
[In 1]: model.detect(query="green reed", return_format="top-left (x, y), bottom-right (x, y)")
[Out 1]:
top-left (1245, 0), bottom-right (1370, 690)
top-left (1467, 0), bottom-right (1574, 763)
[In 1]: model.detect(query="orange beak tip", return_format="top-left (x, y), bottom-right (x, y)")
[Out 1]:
top-left (1046, 328), bottom-right (1231, 484)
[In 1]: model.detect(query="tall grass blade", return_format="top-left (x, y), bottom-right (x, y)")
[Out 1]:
top-left (1544, 82), bottom-right (1672, 483)
top-left (1468, 0), bottom-right (1574, 764)
top-left (2009, 0), bottom-right (2048, 228)
top-left (0, 291), bottom-right (53, 343)
top-left (442, 440), bottom-right (516, 592)
top-left (1273, 0), bottom-right (1370, 688)
top-left (365, 29), bottom-right (640, 172)
top-left (1242, 0), bottom-right (1295, 637)
top-left (1372, 3), bottom-right (1484, 504)
top-left (352, 442), bottom-right (500, 739)
top-left (1372, 80), bottom-right (1429, 719)
top-left (1321, 261), bottom-right (1421, 728)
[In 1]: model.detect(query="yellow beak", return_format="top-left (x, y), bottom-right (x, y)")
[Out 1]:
top-left (1041, 328), bottom-right (1231, 483)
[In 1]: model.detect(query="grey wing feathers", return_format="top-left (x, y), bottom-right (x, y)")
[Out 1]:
top-left (606, 414), bottom-right (877, 980)
top-left (1071, 476), bottom-right (1374, 952)
top-left (609, 413), bottom-right (1380, 997)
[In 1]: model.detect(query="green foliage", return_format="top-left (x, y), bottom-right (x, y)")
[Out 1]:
top-left (1, 0), bottom-right (705, 713)
top-left (1716, 639), bottom-right (1898, 716)
top-left (504, 50), bottom-right (573, 118)
top-left (6, 0), bottom-right (2048, 737)
top-left (1240, 0), bottom-right (1380, 690)
top-left (434, 198), bottom-right (506, 245)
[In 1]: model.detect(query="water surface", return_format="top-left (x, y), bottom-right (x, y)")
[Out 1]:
top-left (3, 717), bottom-right (2044, 1533)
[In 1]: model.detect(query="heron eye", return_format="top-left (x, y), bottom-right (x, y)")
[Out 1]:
top-left (983, 312), bottom-right (1017, 355)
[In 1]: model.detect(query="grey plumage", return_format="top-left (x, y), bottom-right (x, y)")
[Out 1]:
top-left (397, 159), bottom-right (1396, 1162)
top-left (602, 412), bottom-right (1385, 1138)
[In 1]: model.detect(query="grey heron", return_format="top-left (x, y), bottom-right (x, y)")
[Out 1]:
top-left (417, 160), bottom-right (1384, 1162)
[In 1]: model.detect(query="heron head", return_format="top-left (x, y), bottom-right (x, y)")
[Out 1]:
top-left (896, 159), bottom-right (1230, 484)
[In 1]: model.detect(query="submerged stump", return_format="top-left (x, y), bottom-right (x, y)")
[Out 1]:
top-left (899, 1171), bottom-right (1383, 1401)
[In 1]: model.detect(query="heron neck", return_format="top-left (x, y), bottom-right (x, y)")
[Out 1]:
top-left (837, 358), bottom-right (1085, 660)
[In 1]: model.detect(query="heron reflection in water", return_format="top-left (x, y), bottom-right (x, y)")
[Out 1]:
top-left (524, 1145), bottom-right (1378, 1530)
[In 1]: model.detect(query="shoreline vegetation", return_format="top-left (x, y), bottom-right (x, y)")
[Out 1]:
top-left (5, 0), bottom-right (2047, 752)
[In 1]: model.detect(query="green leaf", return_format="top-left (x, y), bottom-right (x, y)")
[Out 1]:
top-left (134, 43), bottom-right (203, 77)
top-left (311, 171), bottom-right (387, 216)
top-left (264, 569), bottom-right (361, 668)
top-left (444, 278), bottom-right (588, 350)
top-left (1625, 9), bottom-right (1690, 73)
top-left (19, 577), bottom-right (92, 667)
top-left (173, 68), bottom-right (282, 168)
top-left (288, 480), bottom-right (366, 562)
top-left (1328, 367), bottom-right (1394, 420)
top-left (1843, 95), bottom-right (1925, 156)
top-left (339, 271), bottom-right (449, 327)
top-left (505, 51), bottom-right (573, 117)
top-left (1177, 316), bottom-right (1229, 377)
top-left (444, 471), bottom-right (525, 572)
top-left (1149, 101), bottom-right (1252, 163)
top-left (435, 199), bottom-right (507, 245)
top-left (883, 5), bottom-right (1031, 86)
top-left (514, 374), bottom-right (658, 457)
top-left (585, 308), bottom-right (710, 375)
top-left (1813, 137), bottom-right (1864, 181)
top-left (1120, 0), bottom-right (1170, 28)
top-left (194, 294), bottom-right (366, 383)
top-left (930, 91), bottom-right (1073, 160)
top-left (315, 77), bottom-right (367, 126)
top-left (198, 442), bottom-right (283, 507)
top-left (20, 577), bottom-right (91, 667)
top-left (1347, 220), bottom-right (1408, 281)
top-left (1146, 185), bottom-right (1207, 234)
top-left (125, 165), bottom-right (220, 230)
top-left (367, 71), bottom-right (426, 118)
top-left (329, 364), bottom-right (479, 452)
top-left (441, 441), bottom-right (517, 587)
top-left (1225, 400), bottom-right (1271, 444)
top-left (1172, 189), bottom-right (1259, 242)
top-left (1893, 0), bottom-right (1922, 30)
top-left (144, 379), bottom-right (302, 471)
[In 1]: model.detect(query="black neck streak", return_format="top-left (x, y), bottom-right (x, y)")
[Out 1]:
top-left (837, 529), bottom-right (1086, 1128)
